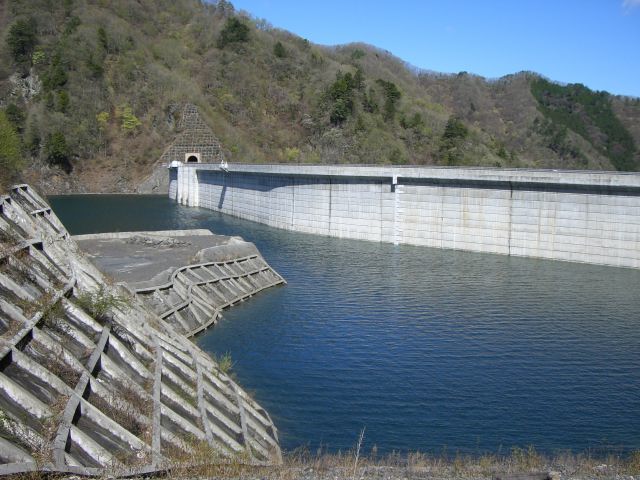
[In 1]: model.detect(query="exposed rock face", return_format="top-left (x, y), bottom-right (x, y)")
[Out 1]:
top-left (8, 70), bottom-right (42, 102)
top-left (0, 186), bottom-right (282, 476)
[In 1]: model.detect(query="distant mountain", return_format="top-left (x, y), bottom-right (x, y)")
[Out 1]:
top-left (1, 0), bottom-right (638, 193)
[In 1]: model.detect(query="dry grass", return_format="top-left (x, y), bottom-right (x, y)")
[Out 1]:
top-left (29, 339), bottom-right (82, 388)
top-left (15, 290), bottom-right (55, 319)
top-left (1, 317), bottom-right (24, 339)
top-left (0, 229), bottom-right (19, 257)
top-left (2, 423), bottom-right (640, 480)
top-left (87, 387), bottom-right (152, 441)
top-left (31, 395), bottom-right (68, 467)
top-left (152, 446), bottom-right (640, 480)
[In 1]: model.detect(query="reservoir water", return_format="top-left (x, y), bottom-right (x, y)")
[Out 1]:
top-left (50, 195), bottom-right (640, 456)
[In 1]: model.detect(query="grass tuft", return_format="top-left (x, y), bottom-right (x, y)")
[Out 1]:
top-left (74, 285), bottom-right (131, 322)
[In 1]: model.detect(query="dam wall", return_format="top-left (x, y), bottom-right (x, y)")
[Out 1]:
top-left (169, 165), bottom-right (640, 269)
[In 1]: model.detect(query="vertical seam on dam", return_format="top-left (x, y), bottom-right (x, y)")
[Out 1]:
top-left (508, 181), bottom-right (513, 256)
top-left (328, 178), bottom-right (332, 236)
top-left (290, 176), bottom-right (295, 229)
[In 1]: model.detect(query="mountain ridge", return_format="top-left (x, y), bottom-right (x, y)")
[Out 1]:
top-left (0, 0), bottom-right (638, 193)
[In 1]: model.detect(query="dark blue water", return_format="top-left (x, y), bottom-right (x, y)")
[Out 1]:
top-left (50, 195), bottom-right (640, 455)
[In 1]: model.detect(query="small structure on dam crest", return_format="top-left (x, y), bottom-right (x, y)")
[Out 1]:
top-left (0, 185), bottom-right (282, 476)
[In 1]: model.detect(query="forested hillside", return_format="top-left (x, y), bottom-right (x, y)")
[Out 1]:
top-left (1, 0), bottom-right (639, 193)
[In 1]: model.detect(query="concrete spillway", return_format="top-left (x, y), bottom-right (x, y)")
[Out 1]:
top-left (170, 164), bottom-right (640, 269)
top-left (0, 185), bottom-right (282, 476)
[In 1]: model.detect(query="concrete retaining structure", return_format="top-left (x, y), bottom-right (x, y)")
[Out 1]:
top-left (0, 185), bottom-right (281, 476)
top-left (170, 164), bottom-right (640, 269)
top-left (73, 230), bottom-right (286, 338)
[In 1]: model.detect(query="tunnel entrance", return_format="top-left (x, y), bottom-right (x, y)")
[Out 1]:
top-left (186, 154), bottom-right (199, 163)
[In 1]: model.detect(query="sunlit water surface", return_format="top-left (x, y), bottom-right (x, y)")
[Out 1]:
top-left (50, 195), bottom-right (640, 455)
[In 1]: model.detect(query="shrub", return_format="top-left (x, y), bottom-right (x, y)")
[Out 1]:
top-left (217, 17), bottom-right (250, 49)
top-left (31, 48), bottom-right (46, 65)
top-left (284, 147), bottom-right (301, 161)
top-left (43, 54), bottom-right (68, 91)
top-left (7, 18), bottom-right (38, 68)
top-left (350, 49), bottom-right (366, 60)
top-left (96, 111), bottom-right (110, 128)
top-left (215, 352), bottom-right (234, 374)
top-left (442, 116), bottom-right (468, 141)
top-left (330, 98), bottom-right (351, 126)
top-left (327, 71), bottom-right (357, 125)
top-left (74, 286), bottom-right (130, 322)
top-left (0, 112), bottom-right (23, 178)
top-left (439, 117), bottom-right (469, 165)
top-left (400, 112), bottom-right (424, 131)
top-left (273, 41), bottom-right (286, 58)
top-left (57, 90), bottom-right (70, 113)
top-left (4, 104), bottom-right (25, 132)
top-left (44, 132), bottom-right (72, 173)
top-left (376, 79), bottom-right (401, 122)
top-left (120, 105), bottom-right (142, 133)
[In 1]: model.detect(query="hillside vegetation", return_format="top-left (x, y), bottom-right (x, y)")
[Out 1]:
top-left (1, 0), bottom-right (639, 192)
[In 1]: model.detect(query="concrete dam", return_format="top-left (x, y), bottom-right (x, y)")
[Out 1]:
top-left (170, 164), bottom-right (640, 269)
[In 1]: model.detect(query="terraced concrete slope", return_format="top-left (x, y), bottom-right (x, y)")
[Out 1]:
top-left (74, 231), bottom-right (286, 338)
top-left (0, 185), bottom-right (282, 476)
top-left (136, 254), bottom-right (285, 337)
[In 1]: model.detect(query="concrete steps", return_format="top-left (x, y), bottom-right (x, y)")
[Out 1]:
top-left (135, 256), bottom-right (285, 338)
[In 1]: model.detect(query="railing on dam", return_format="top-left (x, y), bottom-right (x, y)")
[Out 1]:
top-left (169, 164), bottom-right (640, 269)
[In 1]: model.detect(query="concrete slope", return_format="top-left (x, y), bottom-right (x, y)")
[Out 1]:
top-left (0, 185), bottom-right (282, 477)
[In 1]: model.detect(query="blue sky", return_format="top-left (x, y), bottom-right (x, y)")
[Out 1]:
top-left (229, 0), bottom-right (640, 97)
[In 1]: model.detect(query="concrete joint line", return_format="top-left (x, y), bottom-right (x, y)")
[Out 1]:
top-left (151, 335), bottom-right (163, 468)
top-left (232, 384), bottom-right (255, 462)
top-left (187, 344), bottom-right (215, 446)
top-left (52, 394), bottom-right (81, 468)
top-left (184, 310), bottom-right (221, 338)
top-left (52, 321), bottom-right (110, 468)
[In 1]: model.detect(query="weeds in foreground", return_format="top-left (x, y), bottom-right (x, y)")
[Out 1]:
top-left (74, 285), bottom-right (131, 322)
top-left (276, 444), bottom-right (640, 480)
top-left (15, 290), bottom-right (55, 319)
top-left (214, 351), bottom-right (235, 374)
top-left (352, 427), bottom-right (365, 480)
top-left (160, 433), bottom-right (257, 479)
